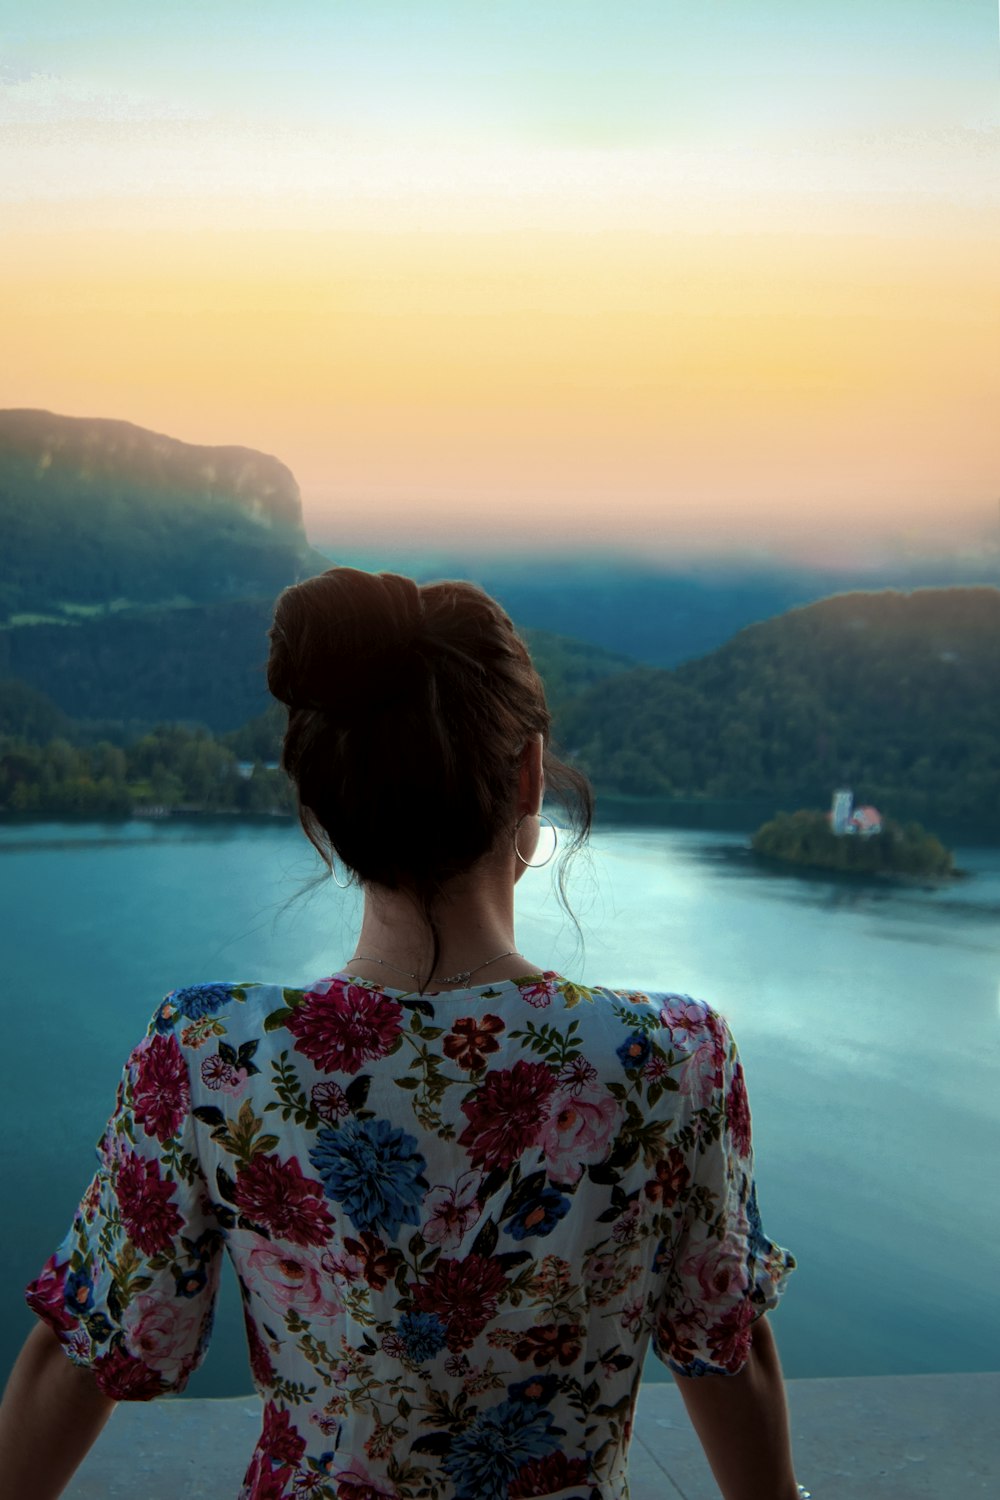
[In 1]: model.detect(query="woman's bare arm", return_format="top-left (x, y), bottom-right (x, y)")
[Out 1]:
top-left (672, 1314), bottom-right (799, 1500)
top-left (0, 1321), bottom-right (116, 1500)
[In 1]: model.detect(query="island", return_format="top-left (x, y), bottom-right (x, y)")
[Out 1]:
top-left (751, 791), bottom-right (955, 879)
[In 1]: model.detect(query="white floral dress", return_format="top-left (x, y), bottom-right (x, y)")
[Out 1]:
top-left (27, 972), bottom-right (794, 1500)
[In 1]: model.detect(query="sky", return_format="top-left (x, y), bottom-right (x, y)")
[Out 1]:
top-left (2, 2), bottom-right (999, 563)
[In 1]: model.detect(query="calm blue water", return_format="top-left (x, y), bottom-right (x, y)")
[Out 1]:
top-left (2, 818), bottom-right (998, 1396)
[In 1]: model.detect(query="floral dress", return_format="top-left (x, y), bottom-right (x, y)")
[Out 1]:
top-left (27, 972), bottom-right (794, 1500)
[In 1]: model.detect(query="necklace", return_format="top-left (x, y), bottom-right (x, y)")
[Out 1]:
top-left (348, 948), bottom-right (524, 986)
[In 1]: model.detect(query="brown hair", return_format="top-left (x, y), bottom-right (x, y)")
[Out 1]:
top-left (267, 567), bottom-right (593, 968)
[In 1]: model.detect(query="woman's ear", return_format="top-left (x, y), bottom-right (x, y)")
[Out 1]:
top-left (517, 735), bottom-right (545, 817)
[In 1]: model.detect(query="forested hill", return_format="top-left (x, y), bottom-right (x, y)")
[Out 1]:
top-left (561, 587), bottom-right (1000, 825)
top-left (0, 409), bottom-right (327, 621)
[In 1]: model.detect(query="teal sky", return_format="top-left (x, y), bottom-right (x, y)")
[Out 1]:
top-left (6, 1), bottom-right (998, 143)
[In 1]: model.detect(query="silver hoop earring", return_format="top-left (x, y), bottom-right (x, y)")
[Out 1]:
top-left (514, 812), bottom-right (557, 868)
top-left (331, 859), bottom-right (353, 890)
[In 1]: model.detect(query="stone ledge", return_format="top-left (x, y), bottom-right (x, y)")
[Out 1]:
top-left (63, 1372), bottom-right (1000, 1499)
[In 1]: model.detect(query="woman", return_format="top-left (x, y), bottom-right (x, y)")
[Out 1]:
top-left (1, 568), bottom-right (798, 1500)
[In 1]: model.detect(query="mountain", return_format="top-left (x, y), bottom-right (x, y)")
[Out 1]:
top-left (561, 586), bottom-right (1000, 825)
top-left (326, 548), bottom-right (1000, 671)
top-left (0, 409), bottom-right (327, 622)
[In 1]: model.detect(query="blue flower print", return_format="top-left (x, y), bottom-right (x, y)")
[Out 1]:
top-left (397, 1311), bottom-right (448, 1363)
top-left (172, 984), bottom-right (233, 1020)
top-left (173, 1263), bottom-right (208, 1298)
top-left (444, 1398), bottom-right (560, 1500)
top-left (507, 1374), bottom-right (559, 1407)
top-left (616, 1031), bottom-right (651, 1070)
top-left (63, 1267), bottom-right (94, 1317)
top-left (504, 1187), bottom-right (571, 1241)
top-left (154, 984), bottom-right (232, 1031)
top-left (309, 1117), bottom-right (428, 1239)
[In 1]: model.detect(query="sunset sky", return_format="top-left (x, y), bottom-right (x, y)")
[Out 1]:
top-left (2, 2), bottom-right (998, 561)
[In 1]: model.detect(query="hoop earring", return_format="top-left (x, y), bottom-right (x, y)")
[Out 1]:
top-left (514, 812), bottom-right (557, 868)
top-left (331, 858), bottom-right (353, 890)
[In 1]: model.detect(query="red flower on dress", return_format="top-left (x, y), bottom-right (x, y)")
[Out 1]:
top-left (92, 1343), bottom-right (167, 1400)
top-left (116, 1152), bottom-right (184, 1256)
top-left (244, 1312), bottom-right (276, 1388)
top-left (510, 1322), bottom-right (584, 1368)
top-left (243, 1448), bottom-right (296, 1500)
top-left (726, 1063), bottom-right (752, 1158)
top-left (131, 1033), bottom-right (191, 1142)
top-left (411, 1254), bottom-right (510, 1350)
top-left (442, 1013), bottom-right (504, 1070)
top-left (643, 1148), bottom-right (690, 1207)
top-left (510, 1451), bottom-right (589, 1498)
top-left (287, 982), bottom-right (403, 1074)
top-left (261, 1401), bottom-right (307, 1467)
top-left (458, 1060), bottom-right (557, 1170)
top-left (233, 1154), bottom-right (334, 1247)
top-left (25, 1255), bottom-right (79, 1335)
top-left (341, 1231), bottom-right (403, 1291)
top-left (706, 1299), bottom-right (755, 1373)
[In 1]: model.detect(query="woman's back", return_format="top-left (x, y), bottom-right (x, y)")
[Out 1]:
top-left (30, 969), bottom-right (792, 1499)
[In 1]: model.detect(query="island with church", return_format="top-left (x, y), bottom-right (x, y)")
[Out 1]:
top-left (750, 789), bottom-right (956, 878)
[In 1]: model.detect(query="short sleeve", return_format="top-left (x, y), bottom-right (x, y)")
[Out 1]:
top-left (650, 1008), bottom-right (794, 1377)
top-left (25, 1004), bottom-right (223, 1399)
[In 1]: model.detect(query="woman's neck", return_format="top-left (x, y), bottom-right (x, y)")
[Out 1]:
top-left (346, 858), bottom-right (544, 990)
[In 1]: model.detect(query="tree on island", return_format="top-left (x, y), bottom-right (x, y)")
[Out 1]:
top-left (751, 807), bottom-right (954, 878)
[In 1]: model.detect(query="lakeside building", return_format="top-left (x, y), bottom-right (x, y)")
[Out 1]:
top-left (829, 788), bottom-right (883, 837)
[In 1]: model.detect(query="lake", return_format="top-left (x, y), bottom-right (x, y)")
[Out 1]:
top-left (2, 817), bottom-right (998, 1397)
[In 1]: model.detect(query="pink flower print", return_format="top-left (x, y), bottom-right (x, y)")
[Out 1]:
top-left (520, 973), bottom-right (561, 1008)
top-left (726, 1062), bottom-right (752, 1158)
top-left (458, 1061), bottom-right (557, 1171)
top-left (201, 1053), bottom-right (242, 1092)
top-left (681, 1239), bottom-right (749, 1308)
top-left (612, 1200), bottom-right (642, 1245)
top-left (243, 1236), bottom-right (342, 1318)
top-left (121, 1292), bottom-right (202, 1383)
top-left (116, 1152), bottom-right (183, 1256)
top-left (538, 1083), bottom-right (621, 1185)
top-left (658, 994), bottom-right (707, 1044)
top-left (130, 1032), bottom-right (191, 1142)
top-left (287, 981), bottom-right (403, 1075)
top-left (643, 1055), bottom-right (671, 1084)
top-left (234, 1155), bottom-right (333, 1247)
top-left (677, 1028), bottom-right (727, 1108)
top-left (261, 1402), bottom-right (307, 1468)
top-left (334, 1462), bottom-right (398, 1500)
top-left (312, 1080), bottom-right (351, 1121)
top-left (218, 1066), bottom-right (248, 1096)
top-left (559, 1055), bottom-right (597, 1093)
top-left (25, 1255), bottom-right (78, 1335)
top-left (620, 1297), bottom-right (645, 1336)
top-left (423, 1171), bottom-right (482, 1249)
top-left (321, 1246), bottom-right (366, 1288)
top-left (706, 1299), bottom-right (755, 1373)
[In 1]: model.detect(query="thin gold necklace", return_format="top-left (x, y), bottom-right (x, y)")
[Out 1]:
top-left (348, 948), bottom-right (524, 986)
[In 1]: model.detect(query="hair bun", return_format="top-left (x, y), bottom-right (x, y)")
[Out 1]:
top-left (267, 567), bottom-right (428, 714)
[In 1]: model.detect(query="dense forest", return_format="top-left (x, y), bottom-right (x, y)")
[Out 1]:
top-left (2, 409), bottom-right (998, 829)
top-left (561, 588), bottom-right (1000, 826)
top-left (2, 586), bottom-right (998, 827)
top-left (0, 409), bottom-right (325, 622)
